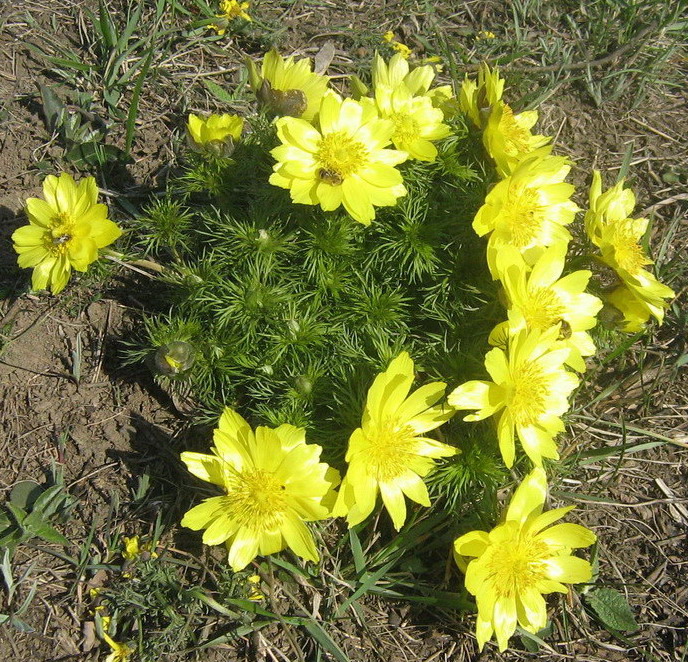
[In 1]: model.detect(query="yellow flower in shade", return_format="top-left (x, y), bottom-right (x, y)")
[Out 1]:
top-left (490, 244), bottom-right (602, 372)
top-left (459, 62), bottom-right (504, 129)
top-left (585, 171), bottom-right (674, 327)
top-left (12, 173), bottom-right (122, 294)
top-left (332, 352), bottom-right (457, 530)
top-left (100, 616), bottom-right (133, 662)
top-left (248, 48), bottom-right (329, 121)
top-left (454, 468), bottom-right (596, 652)
top-left (448, 327), bottom-right (579, 468)
top-left (269, 91), bottom-right (408, 225)
top-left (373, 82), bottom-right (451, 161)
top-left (180, 407), bottom-right (339, 572)
top-left (372, 53), bottom-right (453, 110)
top-left (187, 113), bottom-right (244, 156)
top-left (246, 574), bottom-right (265, 602)
top-left (473, 155), bottom-right (580, 278)
top-left (483, 100), bottom-right (552, 177)
top-left (122, 535), bottom-right (158, 561)
top-left (382, 31), bottom-right (412, 59)
top-left (211, 0), bottom-right (251, 35)
top-left (605, 285), bottom-right (653, 332)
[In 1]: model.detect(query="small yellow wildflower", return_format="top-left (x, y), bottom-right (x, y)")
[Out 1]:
top-left (186, 113), bottom-right (244, 157)
top-left (455, 468), bottom-right (596, 652)
top-left (585, 170), bottom-right (674, 328)
top-left (382, 31), bottom-right (412, 59)
top-left (180, 407), bottom-right (339, 572)
top-left (100, 616), bottom-right (133, 662)
top-left (476, 30), bottom-right (497, 40)
top-left (122, 535), bottom-right (158, 561)
top-left (12, 173), bottom-right (122, 294)
top-left (269, 91), bottom-right (408, 225)
top-left (211, 0), bottom-right (251, 35)
top-left (448, 326), bottom-right (579, 468)
top-left (332, 352), bottom-right (457, 530)
top-left (246, 574), bottom-right (265, 602)
top-left (248, 48), bottom-right (330, 121)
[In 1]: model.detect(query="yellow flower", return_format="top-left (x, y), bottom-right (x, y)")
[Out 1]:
top-left (180, 407), bottom-right (339, 572)
top-left (605, 285), bottom-right (653, 332)
top-left (12, 173), bottom-right (122, 294)
top-left (490, 244), bottom-right (602, 372)
top-left (246, 574), bottom-right (265, 602)
top-left (248, 48), bottom-right (329, 121)
top-left (585, 170), bottom-right (674, 326)
top-left (373, 80), bottom-right (451, 161)
top-left (100, 616), bottom-right (133, 662)
top-left (459, 62), bottom-right (504, 129)
top-left (473, 155), bottom-right (579, 278)
top-left (372, 53), bottom-right (453, 110)
top-left (186, 113), bottom-right (244, 156)
top-left (454, 468), bottom-right (596, 652)
top-left (448, 327), bottom-right (579, 468)
top-left (475, 30), bottom-right (497, 40)
top-left (269, 91), bottom-right (408, 225)
top-left (382, 31), bottom-right (412, 59)
top-left (332, 352), bottom-right (456, 530)
top-left (585, 170), bottom-right (635, 237)
top-left (483, 100), bottom-right (552, 177)
top-left (211, 0), bottom-right (251, 35)
top-left (122, 535), bottom-right (158, 561)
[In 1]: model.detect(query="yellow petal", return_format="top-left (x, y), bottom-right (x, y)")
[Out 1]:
top-left (379, 480), bottom-right (407, 530)
top-left (454, 530), bottom-right (489, 558)
top-left (496, 409), bottom-right (516, 468)
top-left (227, 526), bottom-right (260, 571)
top-left (542, 555), bottom-right (592, 584)
top-left (536, 523), bottom-right (596, 549)
top-left (395, 469), bottom-right (430, 507)
top-left (181, 497), bottom-right (226, 530)
top-left (493, 594), bottom-right (517, 652)
top-left (180, 451), bottom-right (225, 486)
top-left (341, 177), bottom-right (374, 224)
top-left (447, 380), bottom-right (504, 419)
top-left (506, 467), bottom-right (547, 523)
top-left (281, 512), bottom-right (319, 562)
top-left (25, 198), bottom-right (56, 227)
top-left (316, 181), bottom-right (343, 211)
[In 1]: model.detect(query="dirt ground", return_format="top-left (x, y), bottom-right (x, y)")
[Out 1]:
top-left (0, 1), bottom-right (686, 661)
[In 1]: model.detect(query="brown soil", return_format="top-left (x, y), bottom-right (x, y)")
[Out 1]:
top-left (0, 1), bottom-right (686, 661)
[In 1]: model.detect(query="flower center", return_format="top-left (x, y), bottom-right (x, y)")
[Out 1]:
top-left (316, 131), bottom-right (369, 180)
top-left (608, 222), bottom-right (650, 275)
top-left (225, 469), bottom-right (288, 530)
top-left (364, 418), bottom-right (417, 481)
top-left (508, 359), bottom-right (550, 426)
top-left (499, 104), bottom-right (532, 157)
top-left (499, 183), bottom-right (544, 248)
top-left (521, 287), bottom-right (566, 331)
top-left (390, 112), bottom-right (420, 145)
top-left (486, 528), bottom-right (549, 599)
top-left (45, 212), bottom-right (74, 255)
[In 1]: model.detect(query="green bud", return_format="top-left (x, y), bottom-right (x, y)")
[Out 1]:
top-left (154, 340), bottom-right (195, 376)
